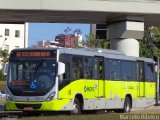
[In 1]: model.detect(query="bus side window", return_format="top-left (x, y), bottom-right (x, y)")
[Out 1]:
top-left (63, 62), bottom-right (70, 80)
top-left (72, 56), bottom-right (84, 80)
top-left (109, 60), bottom-right (121, 80)
top-left (59, 54), bottom-right (71, 89)
top-left (72, 62), bottom-right (79, 79)
top-left (84, 57), bottom-right (93, 79)
top-left (121, 61), bottom-right (132, 81)
top-left (107, 59), bottom-right (121, 80)
top-left (131, 62), bottom-right (137, 81)
top-left (145, 63), bottom-right (154, 82)
top-left (58, 62), bottom-right (71, 90)
top-left (137, 61), bottom-right (145, 82)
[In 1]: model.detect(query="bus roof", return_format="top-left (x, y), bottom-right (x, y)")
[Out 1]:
top-left (58, 48), bottom-right (154, 63)
top-left (11, 47), bottom-right (154, 63)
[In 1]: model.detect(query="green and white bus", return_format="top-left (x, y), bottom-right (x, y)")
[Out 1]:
top-left (5, 48), bottom-right (156, 114)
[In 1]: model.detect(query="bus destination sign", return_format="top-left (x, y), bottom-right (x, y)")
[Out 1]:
top-left (16, 51), bottom-right (51, 57)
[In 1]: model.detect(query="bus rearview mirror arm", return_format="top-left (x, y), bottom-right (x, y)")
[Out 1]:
top-left (2, 62), bottom-right (8, 76)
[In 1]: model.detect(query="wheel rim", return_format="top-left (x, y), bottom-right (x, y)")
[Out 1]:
top-left (125, 101), bottom-right (130, 112)
top-left (73, 103), bottom-right (79, 114)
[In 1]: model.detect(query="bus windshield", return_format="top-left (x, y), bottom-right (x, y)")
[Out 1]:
top-left (7, 60), bottom-right (57, 96)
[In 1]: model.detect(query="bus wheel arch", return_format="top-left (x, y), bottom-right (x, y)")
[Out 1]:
top-left (71, 94), bottom-right (84, 115)
top-left (123, 94), bottom-right (132, 113)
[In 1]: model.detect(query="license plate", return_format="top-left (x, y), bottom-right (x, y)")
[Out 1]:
top-left (24, 106), bottom-right (33, 110)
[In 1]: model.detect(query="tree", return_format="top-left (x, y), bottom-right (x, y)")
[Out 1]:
top-left (140, 26), bottom-right (160, 60)
top-left (0, 48), bottom-right (9, 81)
top-left (64, 27), bottom-right (72, 35)
top-left (74, 29), bottom-right (82, 35)
top-left (73, 37), bottom-right (79, 48)
top-left (82, 33), bottom-right (109, 49)
top-left (82, 27), bottom-right (160, 59)
top-left (0, 49), bottom-right (9, 63)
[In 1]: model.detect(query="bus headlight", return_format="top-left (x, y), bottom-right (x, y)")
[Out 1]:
top-left (45, 92), bottom-right (56, 101)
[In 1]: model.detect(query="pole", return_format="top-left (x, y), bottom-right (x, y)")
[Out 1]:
top-left (24, 22), bottom-right (29, 48)
top-left (2, 38), bottom-right (7, 49)
top-left (156, 57), bottom-right (159, 105)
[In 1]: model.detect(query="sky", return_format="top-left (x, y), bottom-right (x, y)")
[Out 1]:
top-left (28, 23), bottom-right (90, 47)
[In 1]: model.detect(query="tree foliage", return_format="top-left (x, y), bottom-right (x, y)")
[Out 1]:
top-left (82, 33), bottom-right (109, 49)
top-left (82, 27), bottom-right (160, 61)
top-left (140, 26), bottom-right (160, 60)
top-left (0, 69), bottom-right (5, 81)
top-left (0, 49), bottom-right (9, 63)
top-left (73, 37), bottom-right (79, 48)
top-left (0, 48), bottom-right (9, 81)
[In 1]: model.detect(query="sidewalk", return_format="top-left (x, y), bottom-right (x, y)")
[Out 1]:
top-left (131, 105), bottom-right (160, 112)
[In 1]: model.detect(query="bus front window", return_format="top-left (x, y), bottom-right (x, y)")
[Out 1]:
top-left (8, 60), bottom-right (56, 96)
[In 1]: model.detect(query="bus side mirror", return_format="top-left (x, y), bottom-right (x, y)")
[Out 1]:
top-left (58, 62), bottom-right (65, 75)
top-left (2, 62), bottom-right (8, 76)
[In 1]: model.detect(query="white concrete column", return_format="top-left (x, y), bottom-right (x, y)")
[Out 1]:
top-left (107, 16), bottom-right (144, 57)
top-left (110, 38), bottom-right (139, 57)
top-left (24, 22), bottom-right (28, 48)
top-left (90, 24), bottom-right (96, 35)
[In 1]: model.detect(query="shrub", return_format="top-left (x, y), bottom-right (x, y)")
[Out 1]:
top-left (0, 70), bottom-right (5, 81)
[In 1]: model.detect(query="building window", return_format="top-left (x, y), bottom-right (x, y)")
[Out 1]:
top-left (15, 30), bottom-right (20, 37)
top-left (5, 29), bottom-right (9, 36)
top-left (15, 46), bottom-right (19, 49)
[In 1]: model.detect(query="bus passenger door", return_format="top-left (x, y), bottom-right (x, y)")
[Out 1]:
top-left (137, 61), bottom-right (145, 97)
top-left (94, 57), bottom-right (105, 98)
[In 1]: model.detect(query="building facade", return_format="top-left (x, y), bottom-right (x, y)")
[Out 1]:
top-left (0, 23), bottom-right (28, 53)
top-left (31, 34), bottom-right (75, 48)
top-left (55, 34), bottom-right (75, 48)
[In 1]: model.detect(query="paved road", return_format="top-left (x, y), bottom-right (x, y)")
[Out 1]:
top-left (1, 104), bottom-right (160, 112)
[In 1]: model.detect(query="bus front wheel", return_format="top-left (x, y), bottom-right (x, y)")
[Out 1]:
top-left (71, 98), bottom-right (82, 115)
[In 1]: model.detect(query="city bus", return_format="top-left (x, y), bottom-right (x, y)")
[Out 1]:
top-left (5, 48), bottom-right (156, 114)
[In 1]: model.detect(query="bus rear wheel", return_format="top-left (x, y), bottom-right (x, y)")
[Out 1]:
top-left (71, 98), bottom-right (82, 115)
top-left (123, 96), bottom-right (131, 113)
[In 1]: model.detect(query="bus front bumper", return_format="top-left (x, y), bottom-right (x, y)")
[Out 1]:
top-left (6, 99), bottom-right (73, 111)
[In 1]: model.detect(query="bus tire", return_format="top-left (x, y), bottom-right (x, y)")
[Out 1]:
top-left (71, 98), bottom-right (82, 115)
top-left (123, 96), bottom-right (131, 113)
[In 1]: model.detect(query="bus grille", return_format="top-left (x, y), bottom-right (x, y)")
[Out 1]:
top-left (15, 103), bottom-right (42, 109)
